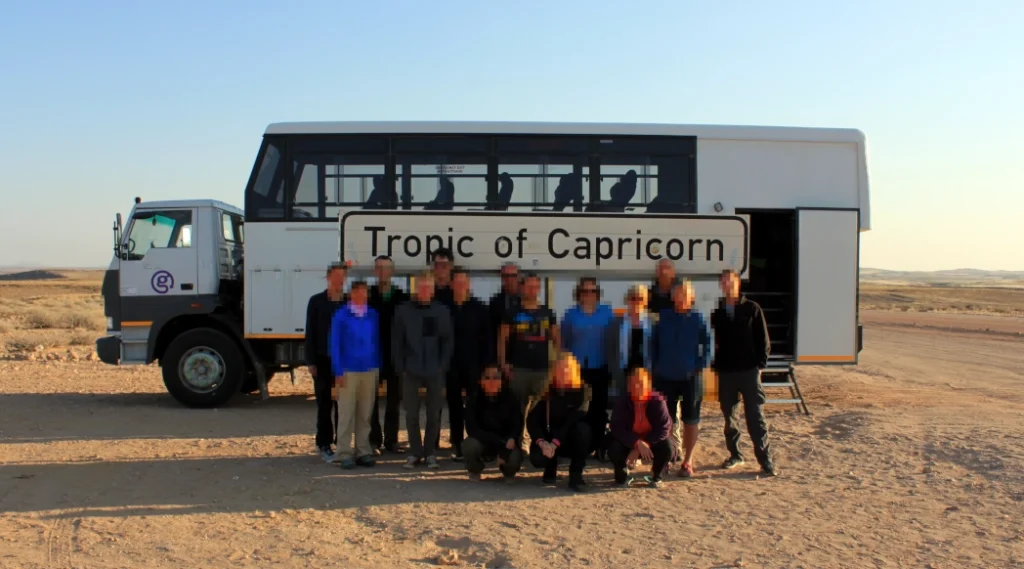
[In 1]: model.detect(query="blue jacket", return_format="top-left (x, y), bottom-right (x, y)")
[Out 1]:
top-left (561, 303), bottom-right (614, 369)
top-left (652, 308), bottom-right (711, 381)
top-left (328, 304), bottom-right (380, 376)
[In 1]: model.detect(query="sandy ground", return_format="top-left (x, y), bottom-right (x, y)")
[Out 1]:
top-left (1, 310), bottom-right (1023, 569)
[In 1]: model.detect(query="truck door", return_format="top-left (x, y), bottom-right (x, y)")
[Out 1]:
top-left (795, 208), bottom-right (860, 365)
top-left (118, 208), bottom-right (200, 363)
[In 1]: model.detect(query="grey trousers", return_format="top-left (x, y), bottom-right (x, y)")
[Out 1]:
top-left (402, 373), bottom-right (445, 458)
top-left (510, 368), bottom-right (549, 441)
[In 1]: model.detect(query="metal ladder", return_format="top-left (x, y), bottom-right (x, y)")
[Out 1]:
top-left (760, 359), bottom-right (809, 415)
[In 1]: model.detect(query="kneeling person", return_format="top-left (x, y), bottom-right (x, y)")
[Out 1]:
top-left (608, 368), bottom-right (673, 488)
top-left (527, 354), bottom-right (592, 492)
top-left (463, 365), bottom-right (525, 482)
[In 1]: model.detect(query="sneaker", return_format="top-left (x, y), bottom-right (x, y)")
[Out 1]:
top-left (426, 455), bottom-right (440, 469)
top-left (450, 452), bottom-right (464, 463)
top-left (678, 462), bottom-right (694, 478)
top-left (568, 477), bottom-right (587, 492)
top-left (646, 476), bottom-right (664, 489)
top-left (319, 447), bottom-right (336, 463)
top-left (722, 456), bottom-right (745, 470)
top-left (468, 472), bottom-right (482, 482)
top-left (355, 455), bottom-right (375, 467)
top-left (542, 472), bottom-right (557, 485)
top-left (502, 474), bottom-right (515, 485)
top-left (403, 456), bottom-right (421, 469)
top-left (761, 462), bottom-right (779, 477)
top-left (339, 457), bottom-right (356, 470)
top-left (384, 442), bottom-right (406, 454)
top-left (372, 448), bottom-right (382, 457)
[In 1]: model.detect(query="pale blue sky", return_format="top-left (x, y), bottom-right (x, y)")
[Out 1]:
top-left (1, 0), bottom-right (1021, 270)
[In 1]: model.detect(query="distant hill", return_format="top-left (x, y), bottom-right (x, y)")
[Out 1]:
top-left (0, 270), bottom-right (68, 281)
top-left (861, 268), bottom-right (1024, 287)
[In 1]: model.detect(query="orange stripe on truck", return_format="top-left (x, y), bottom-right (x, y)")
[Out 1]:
top-left (798, 355), bottom-right (855, 363)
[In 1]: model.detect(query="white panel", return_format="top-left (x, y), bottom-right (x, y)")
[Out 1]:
top-left (247, 269), bottom-right (287, 335)
top-left (289, 268), bottom-right (326, 335)
top-left (342, 211), bottom-right (748, 276)
top-left (796, 210), bottom-right (859, 364)
top-left (697, 140), bottom-right (866, 228)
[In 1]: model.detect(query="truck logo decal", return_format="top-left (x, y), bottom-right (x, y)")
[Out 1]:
top-left (151, 270), bottom-right (174, 294)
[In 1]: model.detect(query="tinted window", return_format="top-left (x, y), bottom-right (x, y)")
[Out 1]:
top-left (291, 154), bottom-right (389, 218)
top-left (222, 213), bottom-right (243, 242)
top-left (124, 210), bottom-right (193, 260)
top-left (247, 140), bottom-right (285, 219)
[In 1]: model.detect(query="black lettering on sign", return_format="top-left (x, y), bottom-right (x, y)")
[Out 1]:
top-left (595, 237), bottom-right (613, 266)
top-left (646, 238), bottom-right (662, 260)
top-left (457, 236), bottom-right (473, 257)
top-left (366, 226), bottom-right (385, 255)
top-left (666, 239), bottom-right (684, 261)
top-left (404, 235), bottom-right (422, 258)
top-left (548, 228), bottom-right (569, 259)
top-left (494, 236), bottom-right (513, 258)
top-left (706, 239), bottom-right (724, 261)
top-left (388, 234), bottom-right (401, 257)
top-left (687, 238), bottom-right (703, 261)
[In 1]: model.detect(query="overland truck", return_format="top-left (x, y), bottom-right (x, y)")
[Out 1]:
top-left (97, 121), bottom-right (870, 408)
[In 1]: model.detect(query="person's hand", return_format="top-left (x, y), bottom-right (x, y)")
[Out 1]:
top-left (335, 376), bottom-right (345, 389)
top-left (636, 440), bottom-right (653, 463)
top-left (626, 449), bottom-right (639, 469)
top-left (506, 439), bottom-right (516, 450)
top-left (543, 441), bottom-right (556, 459)
top-left (307, 365), bottom-right (317, 378)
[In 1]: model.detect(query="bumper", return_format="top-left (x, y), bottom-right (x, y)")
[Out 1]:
top-left (96, 335), bottom-right (121, 365)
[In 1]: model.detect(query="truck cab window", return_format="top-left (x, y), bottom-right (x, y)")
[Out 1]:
top-left (124, 210), bottom-right (194, 260)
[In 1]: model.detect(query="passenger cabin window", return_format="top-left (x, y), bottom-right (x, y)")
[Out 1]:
top-left (221, 213), bottom-right (244, 243)
top-left (123, 210), bottom-right (193, 260)
top-left (242, 133), bottom-right (695, 220)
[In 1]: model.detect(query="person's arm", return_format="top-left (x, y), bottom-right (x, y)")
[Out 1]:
top-left (439, 306), bottom-right (454, 374)
top-left (497, 322), bottom-right (511, 371)
top-left (649, 397), bottom-right (672, 443)
top-left (370, 310), bottom-right (381, 370)
top-left (609, 396), bottom-right (639, 448)
top-left (328, 310), bottom-right (346, 379)
top-left (549, 310), bottom-right (561, 357)
top-left (753, 303), bottom-right (771, 368)
top-left (560, 309), bottom-right (573, 353)
top-left (606, 318), bottom-right (624, 387)
top-left (649, 318), bottom-right (660, 374)
top-left (697, 313), bottom-right (712, 371)
top-left (304, 295), bottom-right (318, 369)
top-left (391, 306), bottom-right (405, 377)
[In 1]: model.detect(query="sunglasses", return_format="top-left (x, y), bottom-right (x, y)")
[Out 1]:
top-left (580, 288), bottom-right (598, 294)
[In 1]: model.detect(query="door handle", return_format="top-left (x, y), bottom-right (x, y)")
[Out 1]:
top-left (181, 283), bottom-right (194, 291)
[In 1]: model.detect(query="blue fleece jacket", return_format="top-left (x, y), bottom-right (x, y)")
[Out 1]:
top-left (328, 304), bottom-right (380, 377)
top-left (652, 308), bottom-right (711, 381)
top-left (561, 303), bottom-right (614, 369)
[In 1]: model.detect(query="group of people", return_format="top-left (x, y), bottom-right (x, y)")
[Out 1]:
top-left (305, 251), bottom-right (777, 492)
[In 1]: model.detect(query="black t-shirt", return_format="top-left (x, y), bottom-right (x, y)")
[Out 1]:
top-left (503, 304), bottom-right (557, 371)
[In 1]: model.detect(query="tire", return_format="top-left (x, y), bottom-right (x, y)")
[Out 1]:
top-left (161, 328), bottom-right (245, 407)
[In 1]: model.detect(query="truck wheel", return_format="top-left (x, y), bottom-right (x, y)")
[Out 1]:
top-left (162, 328), bottom-right (245, 407)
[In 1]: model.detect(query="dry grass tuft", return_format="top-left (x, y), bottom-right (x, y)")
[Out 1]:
top-left (2, 330), bottom-right (65, 351)
top-left (0, 278), bottom-right (106, 350)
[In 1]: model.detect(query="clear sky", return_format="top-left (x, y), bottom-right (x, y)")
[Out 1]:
top-left (1, 0), bottom-right (1021, 271)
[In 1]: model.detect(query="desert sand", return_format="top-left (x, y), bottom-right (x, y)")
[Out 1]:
top-left (1, 275), bottom-right (1023, 568)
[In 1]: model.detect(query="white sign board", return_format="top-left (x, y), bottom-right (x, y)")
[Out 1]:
top-left (340, 211), bottom-right (748, 276)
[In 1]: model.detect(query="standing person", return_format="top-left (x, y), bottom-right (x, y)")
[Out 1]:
top-left (489, 262), bottom-right (521, 333)
top-left (527, 354), bottom-right (592, 492)
top-left (560, 276), bottom-right (614, 459)
top-left (606, 284), bottom-right (656, 392)
top-left (498, 272), bottom-right (559, 433)
top-left (328, 281), bottom-right (380, 469)
top-left (608, 368), bottom-right (673, 488)
top-left (463, 364), bottom-right (525, 483)
top-left (392, 270), bottom-right (454, 470)
top-left (368, 255), bottom-right (410, 454)
top-left (711, 269), bottom-right (778, 477)
top-left (430, 247), bottom-right (455, 309)
top-left (651, 280), bottom-right (711, 478)
top-left (648, 259), bottom-right (677, 314)
top-left (303, 263), bottom-right (346, 462)
top-left (435, 266), bottom-right (491, 461)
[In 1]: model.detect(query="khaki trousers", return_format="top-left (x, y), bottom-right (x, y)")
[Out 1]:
top-left (335, 369), bottom-right (379, 459)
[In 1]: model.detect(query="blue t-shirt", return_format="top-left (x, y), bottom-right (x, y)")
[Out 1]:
top-left (562, 304), bottom-right (614, 369)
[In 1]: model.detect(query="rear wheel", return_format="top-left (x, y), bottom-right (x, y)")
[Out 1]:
top-left (161, 328), bottom-right (244, 407)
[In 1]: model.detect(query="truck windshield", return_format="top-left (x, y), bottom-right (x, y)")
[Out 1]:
top-left (124, 210), bottom-right (193, 260)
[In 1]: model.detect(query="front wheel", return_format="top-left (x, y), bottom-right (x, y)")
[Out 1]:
top-left (162, 328), bottom-right (244, 407)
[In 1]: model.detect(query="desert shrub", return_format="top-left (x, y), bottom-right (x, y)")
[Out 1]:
top-left (0, 320), bottom-right (12, 334)
top-left (21, 308), bottom-right (104, 331)
top-left (3, 331), bottom-right (63, 351)
top-left (68, 330), bottom-right (97, 346)
top-left (23, 309), bottom-right (63, 329)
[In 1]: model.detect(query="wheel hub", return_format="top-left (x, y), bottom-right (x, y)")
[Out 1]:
top-left (179, 347), bottom-right (225, 392)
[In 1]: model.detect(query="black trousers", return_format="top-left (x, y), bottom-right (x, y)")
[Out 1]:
top-left (463, 437), bottom-right (525, 476)
top-left (718, 368), bottom-right (772, 466)
top-left (529, 422), bottom-right (591, 478)
top-left (313, 356), bottom-right (339, 449)
top-left (581, 367), bottom-right (611, 453)
top-left (433, 366), bottom-right (476, 454)
top-left (370, 371), bottom-right (402, 449)
top-left (607, 438), bottom-right (673, 482)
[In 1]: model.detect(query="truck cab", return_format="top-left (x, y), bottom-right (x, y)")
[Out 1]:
top-left (97, 199), bottom-right (248, 406)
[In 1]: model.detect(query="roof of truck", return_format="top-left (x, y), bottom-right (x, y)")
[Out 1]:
top-left (263, 121), bottom-right (866, 144)
top-left (134, 199), bottom-right (243, 215)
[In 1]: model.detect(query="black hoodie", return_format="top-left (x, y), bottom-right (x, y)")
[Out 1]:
top-left (450, 295), bottom-right (492, 375)
top-left (527, 388), bottom-right (589, 445)
top-left (710, 296), bottom-right (771, 372)
top-left (465, 385), bottom-right (524, 446)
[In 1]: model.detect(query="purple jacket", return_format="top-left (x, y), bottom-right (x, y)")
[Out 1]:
top-left (609, 391), bottom-right (672, 448)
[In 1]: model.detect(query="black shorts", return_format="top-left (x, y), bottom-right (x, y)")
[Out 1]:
top-left (655, 375), bottom-right (703, 426)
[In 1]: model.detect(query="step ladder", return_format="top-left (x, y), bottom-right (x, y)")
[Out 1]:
top-left (760, 359), bottom-right (809, 415)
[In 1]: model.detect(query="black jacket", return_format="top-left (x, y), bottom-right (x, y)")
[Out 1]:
top-left (304, 290), bottom-right (346, 365)
top-left (710, 296), bottom-right (771, 372)
top-left (434, 284), bottom-right (455, 311)
top-left (369, 283), bottom-right (410, 375)
top-left (465, 386), bottom-right (523, 446)
top-left (527, 388), bottom-right (589, 444)
top-left (450, 296), bottom-right (492, 375)
top-left (647, 280), bottom-right (676, 315)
